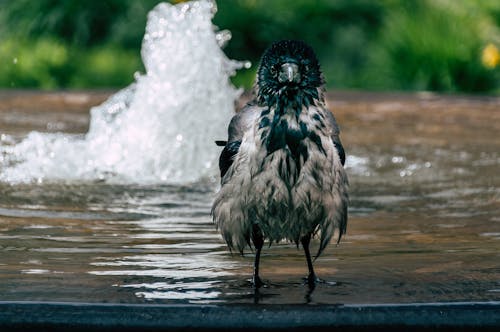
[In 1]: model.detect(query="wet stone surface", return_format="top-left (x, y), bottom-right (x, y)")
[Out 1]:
top-left (0, 90), bottom-right (499, 305)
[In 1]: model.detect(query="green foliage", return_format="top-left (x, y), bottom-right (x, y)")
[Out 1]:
top-left (0, 38), bottom-right (70, 89)
top-left (0, 38), bottom-right (141, 89)
top-left (71, 47), bottom-right (142, 88)
top-left (0, 0), bottom-right (158, 48)
top-left (0, 0), bottom-right (498, 93)
top-left (214, 0), bottom-right (384, 90)
top-left (364, 0), bottom-right (500, 92)
top-left (0, 0), bottom-right (155, 89)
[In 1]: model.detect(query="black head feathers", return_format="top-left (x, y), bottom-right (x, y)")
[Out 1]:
top-left (256, 40), bottom-right (324, 108)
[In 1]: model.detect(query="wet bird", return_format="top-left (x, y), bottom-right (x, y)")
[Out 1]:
top-left (212, 40), bottom-right (348, 288)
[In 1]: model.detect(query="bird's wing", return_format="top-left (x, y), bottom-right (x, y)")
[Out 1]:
top-left (218, 102), bottom-right (262, 179)
top-left (219, 140), bottom-right (241, 178)
top-left (325, 109), bottom-right (345, 166)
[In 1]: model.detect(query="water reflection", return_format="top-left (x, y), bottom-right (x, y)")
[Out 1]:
top-left (0, 91), bottom-right (499, 304)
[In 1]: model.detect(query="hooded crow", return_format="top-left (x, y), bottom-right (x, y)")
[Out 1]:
top-left (212, 40), bottom-right (348, 288)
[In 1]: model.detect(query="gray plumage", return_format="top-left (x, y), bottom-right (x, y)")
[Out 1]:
top-left (212, 40), bottom-right (348, 286)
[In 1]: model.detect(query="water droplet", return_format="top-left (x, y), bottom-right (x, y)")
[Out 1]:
top-left (391, 156), bottom-right (404, 163)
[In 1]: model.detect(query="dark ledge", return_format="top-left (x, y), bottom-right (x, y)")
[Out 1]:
top-left (1, 301), bottom-right (499, 331)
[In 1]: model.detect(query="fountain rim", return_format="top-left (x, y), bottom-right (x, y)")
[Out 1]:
top-left (1, 300), bottom-right (499, 331)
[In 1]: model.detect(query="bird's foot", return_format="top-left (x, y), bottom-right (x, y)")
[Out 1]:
top-left (252, 275), bottom-right (265, 289)
top-left (303, 273), bottom-right (322, 288)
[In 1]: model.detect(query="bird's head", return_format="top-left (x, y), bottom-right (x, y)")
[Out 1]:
top-left (256, 40), bottom-right (324, 109)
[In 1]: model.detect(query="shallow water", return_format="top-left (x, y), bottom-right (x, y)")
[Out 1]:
top-left (0, 91), bottom-right (499, 305)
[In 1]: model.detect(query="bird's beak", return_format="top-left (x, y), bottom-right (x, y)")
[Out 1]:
top-left (279, 63), bottom-right (300, 83)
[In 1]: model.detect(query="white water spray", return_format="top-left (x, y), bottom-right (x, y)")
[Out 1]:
top-left (0, 0), bottom-right (248, 184)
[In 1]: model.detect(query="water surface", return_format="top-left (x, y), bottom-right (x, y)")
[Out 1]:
top-left (0, 91), bottom-right (499, 305)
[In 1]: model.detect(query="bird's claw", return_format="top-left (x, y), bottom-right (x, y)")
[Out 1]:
top-left (252, 275), bottom-right (265, 289)
top-left (303, 273), bottom-right (322, 288)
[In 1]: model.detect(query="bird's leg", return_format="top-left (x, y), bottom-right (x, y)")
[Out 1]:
top-left (301, 233), bottom-right (319, 287)
top-left (251, 223), bottom-right (264, 288)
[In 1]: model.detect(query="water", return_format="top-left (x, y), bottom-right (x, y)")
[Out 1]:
top-left (0, 0), bottom-right (247, 184)
top-left (0, 90), bottom-right (498, 305)
top-left (0, 0), bottom-right (499, 305)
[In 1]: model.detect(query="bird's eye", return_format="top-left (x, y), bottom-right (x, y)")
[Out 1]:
top-left (270, 65), bottom-right (279, 74)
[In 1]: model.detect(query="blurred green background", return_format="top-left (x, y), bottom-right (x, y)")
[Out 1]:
top-left (0, 0), bottom-right (499, 93)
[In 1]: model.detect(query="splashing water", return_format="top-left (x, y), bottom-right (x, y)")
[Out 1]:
top-left (0, 0), bottom-right (247, 184)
